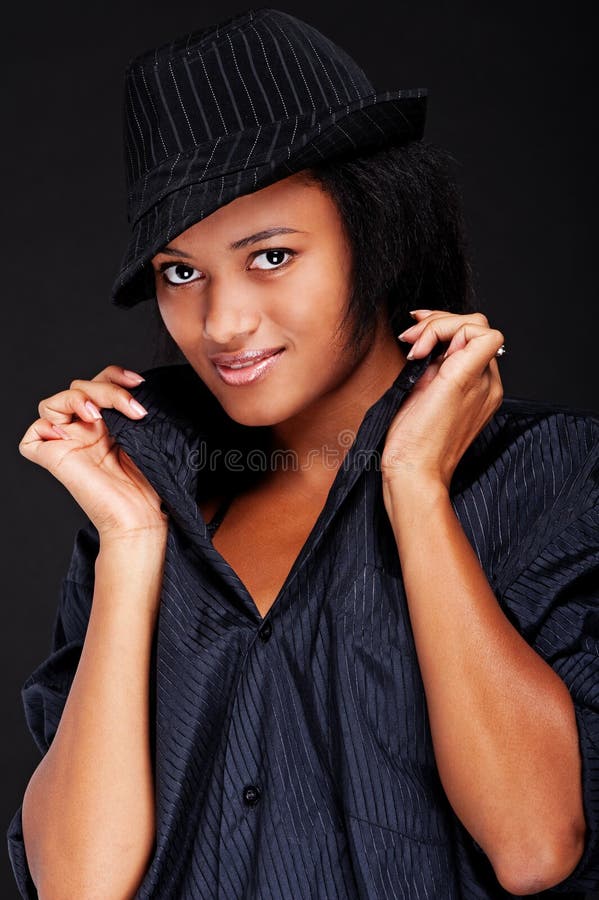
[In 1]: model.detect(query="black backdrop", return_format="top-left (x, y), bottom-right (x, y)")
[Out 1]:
top-left (2, 2), bottom-right (597, 897)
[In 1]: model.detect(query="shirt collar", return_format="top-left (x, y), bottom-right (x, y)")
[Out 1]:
top-left (100, 350), bottom-right (434, 552)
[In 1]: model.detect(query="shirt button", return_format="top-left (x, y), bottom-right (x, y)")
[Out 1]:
top-left (258, 620), bottom-right (272, 642)
top-left (242, 784), bottom-right (261, 807)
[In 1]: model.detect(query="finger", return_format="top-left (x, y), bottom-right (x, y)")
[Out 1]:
top-left (50, 423), bottom-right (71, 439)
top-left (406, 313), bottom-right (491, 358)
top-left (437, 325), bottom-right (505, 380)
top-left (443, 327), bottom-right (503, 368)
top-left (20, 416), bottom-right (88, 449)
top-left (408, 309), bottom-right (435, 319)
top-left (18, 413), bottom-right (114, 468)
top-left (90, 364), bottom-right (146, 385)
top-left (18, 418), bottom-right (71, 463)
top-left (38, 382), bottom-right (149, 426)
top-left (398, 310), bottom-right (448, 339)
top-left (442, 327), bottom-right (470, 358)
top-left (398, 311), bottom-right (489, 346)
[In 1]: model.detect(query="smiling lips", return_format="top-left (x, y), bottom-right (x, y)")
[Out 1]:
top-left (209, 346), bottom-right (284, 366)
top-left (211, 347), bottom-right (286, 385)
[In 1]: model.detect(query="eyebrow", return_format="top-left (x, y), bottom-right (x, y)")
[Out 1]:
top-left (158, 227), bottom-right (306, 258)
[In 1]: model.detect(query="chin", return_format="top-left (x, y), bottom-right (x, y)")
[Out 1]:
top-left (218, 397), bottom-right (292, 428)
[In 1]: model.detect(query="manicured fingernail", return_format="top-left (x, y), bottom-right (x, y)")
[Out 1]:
top-left (130, 398), bottom-right (148, 416)
top-left (398, 323), bottom-right (420, 338)
top-left (85, 400), bottom-right (102, 420)
top-left (409, 309), bottom-right (432, 317)
top-left (406, 347), bottom-right (416, 359)
top-left (123, 369), bottom-right (145, 383)
top-left (51, 424), bottom-right (70, 439)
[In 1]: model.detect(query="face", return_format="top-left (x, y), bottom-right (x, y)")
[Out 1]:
top-left (151, 172), bottom-right (377, 427)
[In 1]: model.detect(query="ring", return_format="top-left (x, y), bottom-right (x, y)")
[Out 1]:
top-left (495, 344), bottom-right (506, 358)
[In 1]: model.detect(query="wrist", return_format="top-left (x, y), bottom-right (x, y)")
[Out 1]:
top-left (94, 535), bottom-right (167, 622)
top-left (98, 527), bottom-right (168, 561)
top-left (99, 522), bottom-right (168, 544)
top-left (382, 471), bottom-right (449, 511)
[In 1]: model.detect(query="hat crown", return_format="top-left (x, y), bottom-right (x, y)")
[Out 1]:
top-left (123, 7), bottom-right (375, 196)
top-left (113, 7), bottom-right (426, 308)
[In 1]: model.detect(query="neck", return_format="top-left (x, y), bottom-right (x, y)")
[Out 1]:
top-left (267, 323), bottom-right (407, 488)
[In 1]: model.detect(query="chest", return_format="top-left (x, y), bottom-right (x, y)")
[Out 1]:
top-left (198, 484), bottom-right (330, 619)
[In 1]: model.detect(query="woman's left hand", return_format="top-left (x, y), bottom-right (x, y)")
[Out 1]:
top-left (381, 309), bottom-right (505, 491)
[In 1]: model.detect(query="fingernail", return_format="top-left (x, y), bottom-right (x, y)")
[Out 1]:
top-left (123, 369), bottom-right (145, 383)
top-left (51, 424), bottom-right (70, 439)
top-left (130, 398), bottom-right (148, 416)
top-left (406, 347), bottom-right (416, 359)
top-left (85, 400), bottom-right (102, 420)
top-left (409, 309), bottom-right (432, 317)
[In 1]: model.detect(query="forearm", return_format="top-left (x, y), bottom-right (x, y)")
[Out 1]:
top-left (22, 534), bottom-right (167, 900)
top-left (383, 476), bottom-right (586, 894)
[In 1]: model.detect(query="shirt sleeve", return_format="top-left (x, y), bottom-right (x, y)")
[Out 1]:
top-left (488, 436), bottom-right (599, 893)
top-left (6, 519), bottom-right (99, 899)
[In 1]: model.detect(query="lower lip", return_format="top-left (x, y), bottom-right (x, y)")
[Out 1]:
top-left (213, 349), bottom-right (285, 386)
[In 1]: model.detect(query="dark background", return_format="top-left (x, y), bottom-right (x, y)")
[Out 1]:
top-left (3, 1), bottom-right (597, 896)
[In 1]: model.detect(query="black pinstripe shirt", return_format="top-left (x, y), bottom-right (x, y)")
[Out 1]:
top-left (7, 352), bottom-right (599, 898)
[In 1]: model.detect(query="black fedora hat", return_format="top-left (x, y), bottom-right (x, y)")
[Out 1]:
top-left (111, 6), bottom-right (427, 309)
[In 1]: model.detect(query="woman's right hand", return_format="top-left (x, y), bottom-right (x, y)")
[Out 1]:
top-left (18, 365), bottom-right (168, 542)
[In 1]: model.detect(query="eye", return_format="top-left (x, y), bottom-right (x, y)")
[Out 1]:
top-left (159, 263), bottom-right (202, 285)
top-left (249, 248), bottom-right (295, 270)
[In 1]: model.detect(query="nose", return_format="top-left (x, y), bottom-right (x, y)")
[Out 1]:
top-left (202, 281), bottom-right (260, 344)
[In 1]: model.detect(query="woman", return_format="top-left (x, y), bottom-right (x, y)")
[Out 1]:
top-left (8, 8), bottom-right (599, 899)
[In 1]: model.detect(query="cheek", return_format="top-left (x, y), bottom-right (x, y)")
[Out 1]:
top-left (280, 261), bottom-right (350, 338)
top-left (156, 298), bottom-right (196, 344)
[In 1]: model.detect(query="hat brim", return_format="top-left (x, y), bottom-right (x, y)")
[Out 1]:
top-left (111, 89), bottom-right (427, 309)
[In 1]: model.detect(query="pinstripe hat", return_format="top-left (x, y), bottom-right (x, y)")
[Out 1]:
top-left (112, 6), bottom-right (427, 309)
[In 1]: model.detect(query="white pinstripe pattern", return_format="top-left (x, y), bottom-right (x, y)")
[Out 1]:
top-left (169, 59), bottom-right (197, 144)
top-left (271, 19), bottom-right (318, 111)
top-left (141, 67), bottom-right (169, 159)
top-left (227, 33), bottom-right (260, 128)
top-left (240, 29), bottom-right (276, 122)
top-left (197, 48), bottom-right (229, 136)
top-left (182, 55), bottom-right (214, 141)
top-left (153, 64), bottom-right (183, 152)
top-left (212, 40), bottom-right (245, 132)
top-left (261, 19), bottom-right (307, 114)
top-left (250, 22), bottom-right (289, 117)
